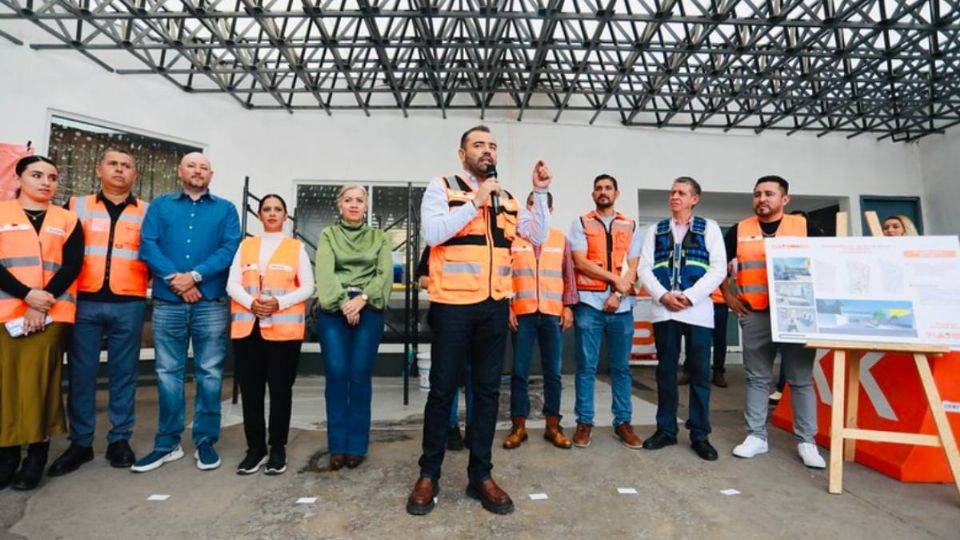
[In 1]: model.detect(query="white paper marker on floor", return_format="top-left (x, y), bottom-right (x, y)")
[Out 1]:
top-left (617, 488), bottom-right (638, 495)
top-left (721, 489), bottom-right (741, 496)
top-left (147, 494), bottom-right (170, 501)
top-left (296, 497), bottom-right (318, 504)
top-left (528, 493), bottom-right (549, 501)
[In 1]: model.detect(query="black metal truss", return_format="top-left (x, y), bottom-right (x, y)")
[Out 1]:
top-left (1, 0), bottom-right (957, 141)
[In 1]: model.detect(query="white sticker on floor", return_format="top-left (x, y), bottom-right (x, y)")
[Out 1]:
top-left (296, 497), bottom-right (318, 504)
top-left (528, 493), bottom-right (549, 500)
top-left (617, 488), bottom-right (638, 495)
top-left (944, 401), bottom-right (960, 413)
top-left (147, 494), bottom-right (170, 501)
top-left (721, 489), bottom-right (740, 496)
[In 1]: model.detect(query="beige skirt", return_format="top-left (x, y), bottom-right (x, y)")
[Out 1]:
top-left (0, 322), bottom-right (68, 446)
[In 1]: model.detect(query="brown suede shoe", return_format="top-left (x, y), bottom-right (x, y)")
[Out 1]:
top-left (466, 478), bottom-right (514, 515)
top-left (345, 455), bottom-right (364, 469)
top-left (572, 423), bottom-right (592, 448)
top-left (406, 477), bottom-right (439, 516)
top-left (712, 370), bottom-right (728, 388)
top-left (503, 416), bottom-right (527, 449)
top-left (543, 416), bottom-right (572, 449)
top-left (614, 423), bottom-right (643, 449)
top-left (329, 454), bottom-right (346, 471)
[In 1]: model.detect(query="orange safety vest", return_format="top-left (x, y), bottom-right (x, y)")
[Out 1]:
top-left (230, 236), bottom-right (307, 341)
top-left (576, 210), bottom-right (636, 292)
top-left (0, 200), bottom-right (78, 323)
top-left (69, 195), bottom-right (149, 297)
top-left (428, 176), bottom-right (518, 305)
top-left (735, 214), bottom-right (807, 310)
top-left (511, 228), bottom-right (566, 316)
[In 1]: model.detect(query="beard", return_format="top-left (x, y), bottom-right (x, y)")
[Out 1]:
top-left (595, 198), bottom-right (614, 210)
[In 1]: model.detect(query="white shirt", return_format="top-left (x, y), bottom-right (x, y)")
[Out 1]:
top-left (226, 233), bottom-right (316, 311)
top-left (420, 171), bottom-right (550, 246)
top-left (638, 216), bottom-right (726, 328)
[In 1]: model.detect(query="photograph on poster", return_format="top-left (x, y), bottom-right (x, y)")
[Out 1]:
top-left (777, 307), bottom-right (818, 334)
top-left (815, 299), bottom-right (918, 338)
top-left (774, 282), bottom-right (815, 307)
top-left (772, 257), bottom-right (813, 281)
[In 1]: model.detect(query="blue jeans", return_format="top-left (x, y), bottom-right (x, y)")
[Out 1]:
top-left (511, 312), bottom-right (563, 417)
top-left (67, 300), bottom-right (147, 447)
top-left (152, 299), bottom-right (229, 451)
top-left (449, 368), bottom-right (473, 428)
top-left (317, 307), bottom-right (385, 457)
top-left (574, 304), bottom-right (634, 426)
top-left (653, 320), bottom-right (712, 442)
top-left (419, 299), bottom-right (507, 485)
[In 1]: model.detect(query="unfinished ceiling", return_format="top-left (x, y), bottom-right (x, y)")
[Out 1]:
top-left (0, 0), bottom-right (957, 141)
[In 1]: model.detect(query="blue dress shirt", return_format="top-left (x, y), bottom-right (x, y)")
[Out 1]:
top-left (140, 190), bottom-right (241, 302)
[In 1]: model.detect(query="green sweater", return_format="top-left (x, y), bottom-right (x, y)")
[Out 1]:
top-left (315, 220), bottom-right (393, 312)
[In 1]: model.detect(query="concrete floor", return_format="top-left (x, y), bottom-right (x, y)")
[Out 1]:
top-left (1, 365), bottom-right (958, 540)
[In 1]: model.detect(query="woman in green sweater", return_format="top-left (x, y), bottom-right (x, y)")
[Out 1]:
top-left (315, 185), bottom-right (393, 470)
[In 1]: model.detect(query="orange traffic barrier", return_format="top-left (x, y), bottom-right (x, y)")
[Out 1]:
top-left (772, 351), bottom-right (960, 482)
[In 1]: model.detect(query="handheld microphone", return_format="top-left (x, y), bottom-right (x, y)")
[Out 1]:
top-left (485, 164), bottom-right (500, 215)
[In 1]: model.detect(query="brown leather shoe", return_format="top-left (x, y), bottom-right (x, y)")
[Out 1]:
top-left (614, 423), bottom-right (643, 449)
top-left (466, 478), bottom-right (514, 515)
top-left (502, 416), bottom-right (527, 449)
top-left (543, 416), bottom-right (572, 449)
top-left (572, 423), bottom-right (592, 448)
top-left (712, 370), bottom-right (728, 388)
top-left (345, 455), bottom-right (364, 469)
top-left (329, 454), bottom-right (346, 471)
top-left (406, 477), bottom-right (439, 516)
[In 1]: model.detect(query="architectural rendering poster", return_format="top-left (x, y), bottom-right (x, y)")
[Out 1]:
top-left (766, 236), bottom-right (960, 348)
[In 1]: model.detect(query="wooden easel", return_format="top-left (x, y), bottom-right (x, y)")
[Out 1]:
top-left (805, 340), bottom-right (960, 499)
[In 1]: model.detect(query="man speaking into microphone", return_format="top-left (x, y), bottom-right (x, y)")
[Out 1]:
top-left (407, 125), bottom-right (553, 516)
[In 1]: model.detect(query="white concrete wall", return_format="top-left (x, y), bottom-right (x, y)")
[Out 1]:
top-left (918, 129), bottom-right (960, 235)
top-left (0, 38), bottom-right (928, 238)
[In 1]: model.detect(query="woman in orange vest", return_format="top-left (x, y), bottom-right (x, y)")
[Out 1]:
top-left (0, 156), bottom-right (83, 491)
top-left (314, 185), bottom-right (393, 471)
top-left (227, 194), bottom-right (314, 475)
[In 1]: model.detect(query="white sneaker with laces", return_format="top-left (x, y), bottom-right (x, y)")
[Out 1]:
top-left (732, 435), bottom-right (769, 458)
top-left (798, 442), bottom-right (826, 469)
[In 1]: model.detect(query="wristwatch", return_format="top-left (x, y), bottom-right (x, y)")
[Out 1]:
top-left (190, 270), bottom-right (203, 283)
top-left (360, 293), bottom-right (369, 301)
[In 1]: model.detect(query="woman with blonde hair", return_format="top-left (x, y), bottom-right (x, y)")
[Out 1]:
top-left (315, 185), bottom-right (392, 470)
top-left (881, 215), bottom-right (919, 236)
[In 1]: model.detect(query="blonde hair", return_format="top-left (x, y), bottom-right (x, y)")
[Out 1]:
top-left (337, 184), bottom-right (367, 202)
top-left (884, 215), bottom-right (920, 236)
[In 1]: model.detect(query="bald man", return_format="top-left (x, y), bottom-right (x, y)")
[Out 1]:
top-left (132, 152), bottom-right (241, 473)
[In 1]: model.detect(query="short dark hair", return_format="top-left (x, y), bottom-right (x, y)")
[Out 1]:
top-left (258, 193), bottom-right (288, 214)
top-left (755, 175), bottom-right (789, 194)
top-left (460, 125), bottom-right (491, 148)
top-left (673, 176), bottom-right (701, 196)
top-left (594, 174), bottom-right (618, 191)
top-left (97, 147), bottom-right (135, 168)
top-left (527, 191), bottom-right (553, 209)
top-left (15, 155), bottom-right (58, 176)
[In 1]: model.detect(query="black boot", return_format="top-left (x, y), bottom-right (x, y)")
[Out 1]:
top-left (0, 446), bottom-right (21, 490)
top-left (12, 441), bottom-right (49, 491)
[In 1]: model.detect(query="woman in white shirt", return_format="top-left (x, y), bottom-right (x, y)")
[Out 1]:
top-left (227, 194), bottom-right (314, 475)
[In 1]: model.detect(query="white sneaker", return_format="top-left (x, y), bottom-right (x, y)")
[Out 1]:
top-left (798, 442), bottom-right (826, 469)
top-left (732, 435), bottom-right (769, 458)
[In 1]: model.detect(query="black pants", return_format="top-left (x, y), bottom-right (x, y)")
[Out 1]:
top-left (418, 299), bottom-right (508, 485)
top-left (234, 323), bottom-right (302, 451)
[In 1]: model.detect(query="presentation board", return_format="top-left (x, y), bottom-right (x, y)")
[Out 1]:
top-left (766, 236), bottom-right (960, 348)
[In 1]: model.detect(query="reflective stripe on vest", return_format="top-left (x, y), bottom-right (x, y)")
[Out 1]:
top-left (511, 228), bottom-right (566, 316)
top-left (0, 201), bottom-right (79, 323)
top-left (575, 211), bottom-right (635, 292)
top-left (68, 195), bottom-right (149, 297)
top-left (735, 214), bottom-right (807, 310)
top-left (230, 236), bottom-right (306, 341)
top-left (427, 175), bottom-right (518, 305)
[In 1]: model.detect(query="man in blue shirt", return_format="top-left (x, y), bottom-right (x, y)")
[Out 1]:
top-left (132, 152), bottom-right (241, 473)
